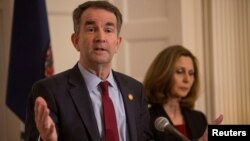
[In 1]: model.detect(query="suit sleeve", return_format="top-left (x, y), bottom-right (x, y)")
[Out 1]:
top-left (24, 81), bottom-right (58, 141)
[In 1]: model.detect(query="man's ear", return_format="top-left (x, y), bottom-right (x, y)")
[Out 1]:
top-left (71, 33), bottom-right (80, 51)
top-left (115, 36), bottom-right (122, 52)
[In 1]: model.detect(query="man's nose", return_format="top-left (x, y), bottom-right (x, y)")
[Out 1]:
top-left (95, 30), bottom-right (106, 42)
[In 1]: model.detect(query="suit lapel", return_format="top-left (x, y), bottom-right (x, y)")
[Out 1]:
top-left (68, 65), bottom-right (101, 141)
top-left (113, 71), bottom-right (138, 141)
top-left (182, 108), bottom-right (196, 139)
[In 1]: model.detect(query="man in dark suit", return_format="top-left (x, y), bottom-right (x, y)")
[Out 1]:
top-left (24, 1), bottom-right (153, 141)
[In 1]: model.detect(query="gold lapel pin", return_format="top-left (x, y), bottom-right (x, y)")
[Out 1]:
top-left (128, 94), bottom-right (134, 101)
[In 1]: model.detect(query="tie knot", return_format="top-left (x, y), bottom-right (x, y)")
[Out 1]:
top-left (100, 81), bottom-right (109, 92)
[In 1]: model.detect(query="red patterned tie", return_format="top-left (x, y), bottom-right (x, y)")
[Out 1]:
top-left (100, 81), bottom-right (119, 141)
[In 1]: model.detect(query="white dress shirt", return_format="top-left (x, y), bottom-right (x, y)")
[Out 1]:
top-left (78, 63), bottom-right (128, 141)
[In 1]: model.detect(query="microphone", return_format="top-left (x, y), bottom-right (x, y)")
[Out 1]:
top-left (154, 117), bottom-right (191, 141)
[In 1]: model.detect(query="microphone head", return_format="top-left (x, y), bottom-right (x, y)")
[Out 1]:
top-left (154, 117), bottom-right (169, 132)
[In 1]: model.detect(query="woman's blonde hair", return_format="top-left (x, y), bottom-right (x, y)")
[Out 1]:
top-left (143, 45), bottom-right (200, 109)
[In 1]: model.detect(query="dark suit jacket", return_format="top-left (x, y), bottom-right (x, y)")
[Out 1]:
top-left (149, 104), bottom-right (207, 141)
top-left (25, 64), bottom-right (153, 141)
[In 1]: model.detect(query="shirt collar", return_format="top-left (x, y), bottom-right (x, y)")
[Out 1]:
top-left (77, 62), bottom-right (118, 92)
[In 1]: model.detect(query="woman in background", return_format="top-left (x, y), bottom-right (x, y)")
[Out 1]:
top-left (143, 45), bottom-right (222, 141)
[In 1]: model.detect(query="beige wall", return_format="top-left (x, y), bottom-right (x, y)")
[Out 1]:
top-left (203, 0), bottom-right (250, 123)
top-left (0, 0), bottom-right (21, 140)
